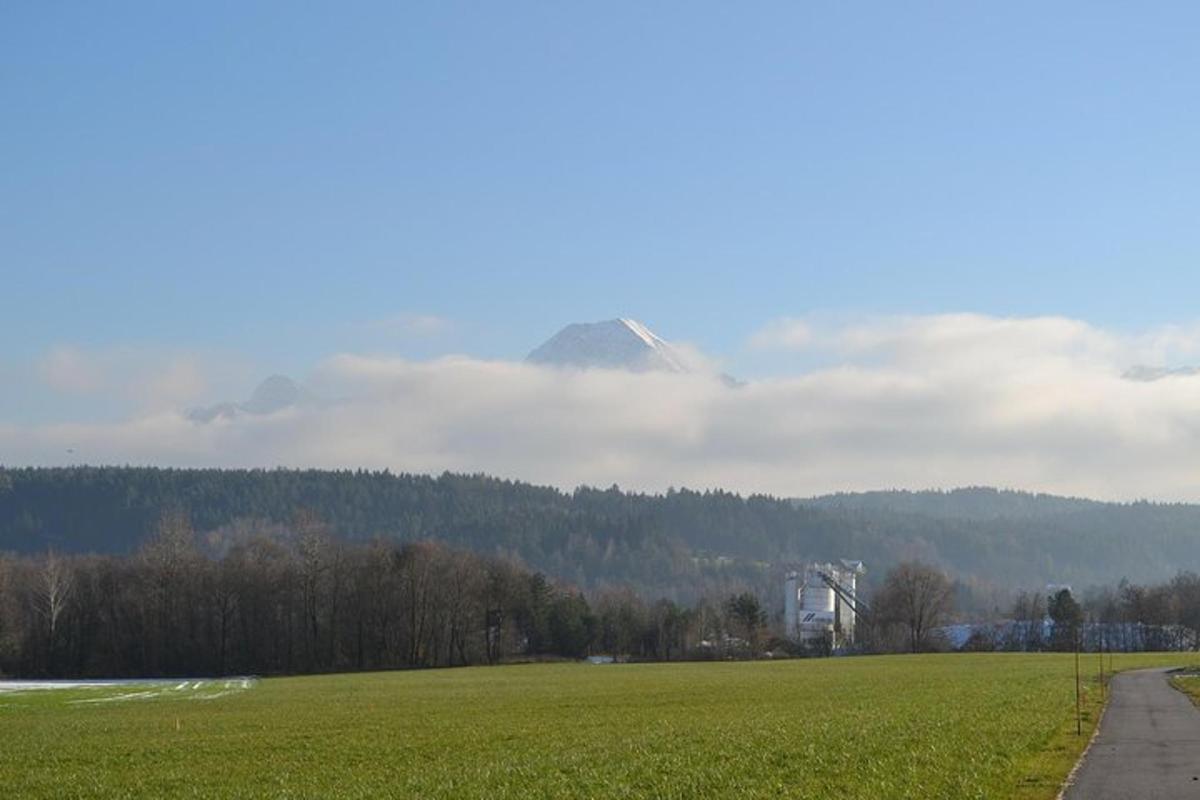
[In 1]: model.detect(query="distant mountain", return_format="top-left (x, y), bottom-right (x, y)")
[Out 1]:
top-left (187, 375), bottom-right (311, 423)
top-left (1122, 366), bottom-right (1200, 382)
top-left (527, 318), bottom-right (691, 373)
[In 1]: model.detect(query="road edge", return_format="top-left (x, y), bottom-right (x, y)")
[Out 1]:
top-left (1055, 675), bottom-right (1112, 800)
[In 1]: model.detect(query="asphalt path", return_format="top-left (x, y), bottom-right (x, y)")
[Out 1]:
top-left (1064, 668), bottom-right (1200, 799)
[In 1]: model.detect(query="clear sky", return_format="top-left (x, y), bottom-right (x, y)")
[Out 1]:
top-left (5, 4), bottom-right (1200, 498)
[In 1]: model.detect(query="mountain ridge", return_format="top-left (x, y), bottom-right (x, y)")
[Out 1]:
top-left (187, 375), bottom-right (312, 423)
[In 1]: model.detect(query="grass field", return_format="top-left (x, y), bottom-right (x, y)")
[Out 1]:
top-left (2, 653), bottom-right (1197, 799)
top-left (1169, 671), bottom-right (1200, 707)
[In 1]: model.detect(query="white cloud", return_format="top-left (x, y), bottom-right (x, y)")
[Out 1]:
top-left (749, 318), bottom-right (813, 350)
top-left (37, 346), bottom-right (109, 394)
top-left (10, 314), bottom-right (1200, 502)
top-left (33, 345), bottom-right (250, 413)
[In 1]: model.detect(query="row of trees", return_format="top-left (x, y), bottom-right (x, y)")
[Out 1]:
top-left (858, 566), bottom-right (1200, 656)
top-left (857, 564), bottom-right (1200, 656)
top-left (44, 502), bottom-right (1200, 673)
top-left (1076, 574), bottom-right (1200, 650)
top-left (0, 505), bottom-right (970, 679)
top-left (958, 573), bottom-right (1200, 653)
top-left (0, 512), bottom-right (816, 678)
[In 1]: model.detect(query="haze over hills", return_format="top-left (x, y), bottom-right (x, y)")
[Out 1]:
top-left (3, 468), bottom-right (1200, 606)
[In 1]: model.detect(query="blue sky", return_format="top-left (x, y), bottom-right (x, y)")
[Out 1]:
top-left (5, 3), bottom-right (1200, 497)
top-left (7, 2), bottom-right (1200, 364)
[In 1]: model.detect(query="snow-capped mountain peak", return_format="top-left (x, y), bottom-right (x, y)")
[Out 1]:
top-left (526, 318), bottom-right (690, 373)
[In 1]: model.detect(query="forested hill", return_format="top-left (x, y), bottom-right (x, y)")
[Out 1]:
top-left (803, 487), bottom-right (1105, 520)
top-left (2, 468), bottom-right (1200, 596)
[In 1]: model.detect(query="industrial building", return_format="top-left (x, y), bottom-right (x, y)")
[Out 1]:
top-left (784, 560), bottom-right (865, 649)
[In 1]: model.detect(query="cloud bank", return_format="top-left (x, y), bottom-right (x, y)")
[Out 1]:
top-left (7, 313), bottom-right (1200, 501)
top-left (36, 345), bottom-right (215, 410)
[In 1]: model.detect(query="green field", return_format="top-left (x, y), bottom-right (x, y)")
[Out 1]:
top-left (2, 653), bottom-right (1196, 799)
top-left (1169, 671), bottom-right (1200, 706)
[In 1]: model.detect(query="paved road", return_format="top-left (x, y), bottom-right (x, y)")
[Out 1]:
top-left (1064, 668), bottom-right (1200, 799)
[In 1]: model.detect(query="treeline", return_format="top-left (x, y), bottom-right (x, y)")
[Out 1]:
top-left (830, 562), bottom-right (1200, 656)
top-left (0, 467), bottom-right (814, 601)
top-left (952, 573), bottom-right (1200, 653)
top-left (0, 512), bottom-right (785, 679)
top-left (6, 468), bottom-right (1200, 599)
top-left (22, 515), bottom-right (1200, 678)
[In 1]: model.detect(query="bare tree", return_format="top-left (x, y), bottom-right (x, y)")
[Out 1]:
top-left (875, 561), bottom-right (954, 653)
top-left (0, 556), bottom-right (17, 671)
top-left (36, 550), bottom-right (73, 674)
top-left (139, 509), bottom-right (200, 673)
top-left (1170, 572), bottom-right (1200, 650)
top-left (293, 509), bottom-right (334, 670)
top-left (1007, 590), bottom-right (1046, 651)
top-left (441, 550), bottom-right (484, 666)
top-left (204, 557), bottom-right (239, 676)
top-left (483, 559), bottom-right (522, 665)
top-left (395, 541), bottom-right (438, 666)
top-left (651, 599), bottom-right (689, 661)
top-left (358, 539), bottom-right (400, 668)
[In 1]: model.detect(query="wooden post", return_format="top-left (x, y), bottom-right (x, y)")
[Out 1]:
top-left (1075, 629), bottom-right (1082, 735)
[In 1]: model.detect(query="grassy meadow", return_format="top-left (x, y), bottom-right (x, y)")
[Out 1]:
top-left (1169, 671), bottom-right (1200, 706)
top-left (2, 653), bottom-right (1197, 799)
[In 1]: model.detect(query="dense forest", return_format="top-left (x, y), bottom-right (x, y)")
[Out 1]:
top-left (3, 468), bottom-right (1200, 601)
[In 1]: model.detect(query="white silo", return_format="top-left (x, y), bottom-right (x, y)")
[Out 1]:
top-left (796, 563), bottom-right (837, 644)
top-left (835, 559), bottom-right (865, 641)
top-left (784, 571), bottom-right (800, 639)
top-left (801, 567), bottom-right (836, 616)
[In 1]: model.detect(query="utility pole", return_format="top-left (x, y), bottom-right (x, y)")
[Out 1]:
top-left (1075, 627), bottom-right (1082, 736)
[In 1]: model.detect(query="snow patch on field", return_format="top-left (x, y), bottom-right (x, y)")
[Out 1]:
top-left (0, 677), bottom-right (256, 703)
